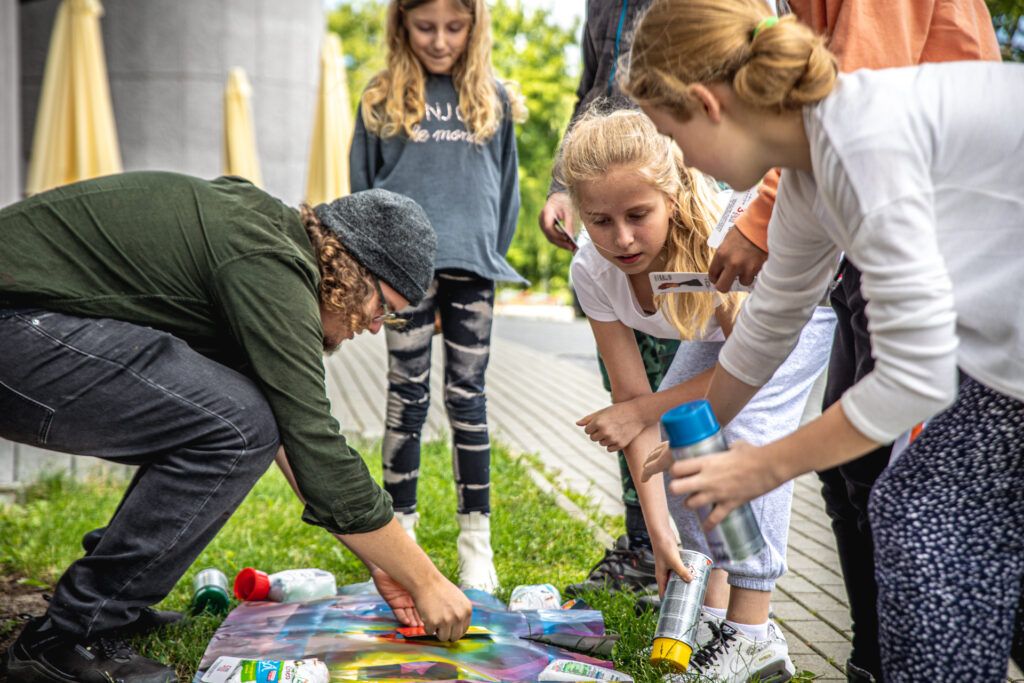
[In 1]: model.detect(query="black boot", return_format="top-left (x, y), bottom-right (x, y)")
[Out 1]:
top-left (2, 616), bottom-right (176, 683)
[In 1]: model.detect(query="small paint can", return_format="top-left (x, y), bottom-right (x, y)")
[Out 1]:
top-left (650, 549), bottom-right (713, 671)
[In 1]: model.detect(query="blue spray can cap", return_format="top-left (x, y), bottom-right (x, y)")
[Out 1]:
top-left (661, 399), bottom-right (721, 447)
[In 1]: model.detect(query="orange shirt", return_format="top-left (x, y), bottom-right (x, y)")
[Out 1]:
top-left (734, 0), bottom-right (1000, 251)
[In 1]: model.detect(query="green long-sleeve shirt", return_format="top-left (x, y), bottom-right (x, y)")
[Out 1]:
top-left (0, 171), bottom-right (393, 535)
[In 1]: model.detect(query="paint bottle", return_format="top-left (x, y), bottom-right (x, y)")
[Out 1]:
top-left (650, 550), bottom-right (713, 671)
top-left (233, 568), bottom-right (336, 603)
top-left (537, 659), bottom-right (634, 681)
top-left (660, 400), bottom-right (766, 563)
top-left (191, 568), bottom-right (231, 615)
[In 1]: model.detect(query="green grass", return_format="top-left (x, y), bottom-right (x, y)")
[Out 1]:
top-left (0, 439), bottom-right (822, 682)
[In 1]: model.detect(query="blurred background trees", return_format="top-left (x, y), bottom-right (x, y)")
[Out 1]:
top-left (327, 0), bottom-right (1022, 296)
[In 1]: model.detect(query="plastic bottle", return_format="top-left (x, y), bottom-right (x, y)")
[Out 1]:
top-left (650, 550), bottom-right (713, 671)
top-left (192, 568), bottom-right (231, 615)
top-left (508, 583), bottom-right (561, 610)
top-left (537, 659), bottom-right (634, 682)
top-left (233, 567), bottom-right (336, 603)
top-left (660, 400), bottom-right (766, 563)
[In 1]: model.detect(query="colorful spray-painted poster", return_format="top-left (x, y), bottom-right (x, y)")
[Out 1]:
top-left (194, 583), bottom-right (614, 682)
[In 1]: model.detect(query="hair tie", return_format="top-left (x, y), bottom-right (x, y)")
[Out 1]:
top-left (752, 16), bottom-right (778, 39)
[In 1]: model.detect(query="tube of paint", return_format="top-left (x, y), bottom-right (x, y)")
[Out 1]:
top-left (233, 567), bottom-right (336, 602)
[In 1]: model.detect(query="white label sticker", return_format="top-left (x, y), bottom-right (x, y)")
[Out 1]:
top-left (649, 272), bottom-right (755, 293)
top-left (201, 657), bottom-right (243, 683)
top-left (708, 187), bottom-right (759, 249)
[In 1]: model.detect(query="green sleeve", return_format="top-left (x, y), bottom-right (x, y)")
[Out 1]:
top-left (211, 252), bottom-right (393, 535)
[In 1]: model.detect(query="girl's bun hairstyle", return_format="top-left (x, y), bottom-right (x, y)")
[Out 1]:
top-left (624, 0), bottom-right (838, 118)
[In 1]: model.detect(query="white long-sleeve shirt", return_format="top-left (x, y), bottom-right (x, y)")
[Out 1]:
top-left (720, 61), bottom-right (1024, 443)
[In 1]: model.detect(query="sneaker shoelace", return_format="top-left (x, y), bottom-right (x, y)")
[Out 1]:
top-left (690, 622), bottom-right (736, 671)
top-left (588, 546), bottom-right (643, 578)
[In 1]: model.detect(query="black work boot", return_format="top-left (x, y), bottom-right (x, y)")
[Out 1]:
top-left (564, 534), bottom-right (657, 597)
top-left (2, 616), bottom-right (177, 683)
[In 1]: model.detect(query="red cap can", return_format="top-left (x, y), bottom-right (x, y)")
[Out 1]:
top-left (234, 567), bottom-right (270, 600)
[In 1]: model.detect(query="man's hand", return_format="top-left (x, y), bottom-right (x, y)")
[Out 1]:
top-left (708, 228), bottom-right (767, 293)
top-left (577, 400), bottom-right (646, 452)
top-left (538, 192), bottom-right (577, 251)
top-left (368, 565), bottom-right (422, 627)
top-left (410, 576), bottom-right (474, 642)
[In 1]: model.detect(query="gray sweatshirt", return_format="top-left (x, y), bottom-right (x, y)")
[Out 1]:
top-left (349, 75), bottom-right (526, 284)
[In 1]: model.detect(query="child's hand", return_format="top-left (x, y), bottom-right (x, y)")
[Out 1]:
top-left (642, 441), bottom-right (674, 481)
top-left (577, 401), bottom-right (645, 452)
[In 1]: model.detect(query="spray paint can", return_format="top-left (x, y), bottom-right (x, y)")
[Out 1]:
top-left (192, 568), bottom-right (231, 615)
top-left (650, 550), bottom-right (713, 671)
top-left (660, 400), bottom-right (766, 564)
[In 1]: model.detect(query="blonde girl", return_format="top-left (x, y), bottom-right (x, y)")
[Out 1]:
top-left (349, 0), bottom-right (525, 593)
top-left (627, 1), bottom-right (1024, 681)
top-left (559, 107), bottom-right (834, 683)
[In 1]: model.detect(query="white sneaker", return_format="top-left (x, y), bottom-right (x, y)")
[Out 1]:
top-left (684, 620), bottom-right (794, 683)
top-left (456, 512), bottom-right (499, 593)
top-left (395, 511), bottom-right (419, 543)
top-left (694, 607), bottom-right (724, 650)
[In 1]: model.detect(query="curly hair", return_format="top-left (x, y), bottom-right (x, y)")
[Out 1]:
top-left (299, 204), bottom-right (376, 332)
top-left (624, 0), bottom-right (837, 120)
top-left (554, 108), bottom-right (744, 340)
top-left (361, 0), bottom-right (503, 143)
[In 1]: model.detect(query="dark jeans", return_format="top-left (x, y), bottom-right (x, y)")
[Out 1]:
top-left (818, 262), bottom-right (889, 681)
top-left (0, 309), bottom-right (279, 638)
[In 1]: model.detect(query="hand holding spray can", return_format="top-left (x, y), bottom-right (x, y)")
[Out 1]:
top-left (650, 549), bottom-right (713, 671)
top-left (660, 399), bottom-right (766, 564)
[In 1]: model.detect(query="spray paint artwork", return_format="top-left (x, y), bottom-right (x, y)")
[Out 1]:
top-left (194, 582), bottom-right (613, 682)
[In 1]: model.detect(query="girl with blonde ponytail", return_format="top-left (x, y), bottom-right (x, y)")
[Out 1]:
top-left (630, 2), bottom-right (1024, 681)
top-left (559, 106), bottom-right (835, 683)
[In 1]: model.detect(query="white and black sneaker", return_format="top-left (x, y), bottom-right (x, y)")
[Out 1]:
top-left (674, 620), bottom-right (794, 683)
top-left (2, 616), bottom-right (177, 683)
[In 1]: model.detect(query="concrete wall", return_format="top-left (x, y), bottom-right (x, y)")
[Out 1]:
top-left (1, 0), bottom-right (19, 206)
top-left (18, 0), bottom-right (325, 204)
top-left (3, 0), bottom-right (326, 498)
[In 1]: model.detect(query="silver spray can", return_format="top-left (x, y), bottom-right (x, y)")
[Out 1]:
top-left (660, 399), bottom-right (766, 563)
top-left (650, 549), bottom-right (713, 672)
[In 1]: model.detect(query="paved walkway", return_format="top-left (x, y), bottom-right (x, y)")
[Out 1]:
top-left (323, 321), bottom-right (1023, 683)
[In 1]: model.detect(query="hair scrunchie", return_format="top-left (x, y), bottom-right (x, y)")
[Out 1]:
top-left (752, 15), bottom-right (778, 39)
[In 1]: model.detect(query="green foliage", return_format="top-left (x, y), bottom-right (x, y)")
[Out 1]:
top-left (325, 1), bottom-right (580, 293)
top-left (987, 0), bottom-right (1024, 60)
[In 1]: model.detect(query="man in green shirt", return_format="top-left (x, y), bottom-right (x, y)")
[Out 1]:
top-left (0, 172), bottom-right (472, 683)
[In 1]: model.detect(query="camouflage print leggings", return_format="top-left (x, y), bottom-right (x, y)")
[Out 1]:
top-left (381, 270), bottom-right (494, 515)
top-left (598, 331), bottom-right (680, 537)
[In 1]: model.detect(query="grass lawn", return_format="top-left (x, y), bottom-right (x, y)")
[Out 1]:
top-left (0, 438), bottom-right (821, 682)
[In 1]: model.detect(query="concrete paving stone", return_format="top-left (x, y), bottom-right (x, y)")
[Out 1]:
top-left (776, 575), bottom-right (821, 595)
top-left (795, 566), bottom-right (846, 587)
top-left (813, 609), bottom-right (853, 634)
top-left (783, 619), bottom-right (850, 645)
top-left (771, 600), bottom-right (817, 623)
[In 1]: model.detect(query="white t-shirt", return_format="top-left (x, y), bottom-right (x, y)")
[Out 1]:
top-left (570, 234), bottom-right (725, 342)
top-left (720, 62), bottom-right (1024, 443)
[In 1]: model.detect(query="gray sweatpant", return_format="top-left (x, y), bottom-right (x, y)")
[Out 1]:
top-left (659, 306), bottom-right (836, 591)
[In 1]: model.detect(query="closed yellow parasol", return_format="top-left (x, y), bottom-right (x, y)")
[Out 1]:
top-left (223, 67), bottom-right (263, 186)
top-left (305, 32), bottom-right (351, 206)
top-left (25, 0), bottom-right (122, 196)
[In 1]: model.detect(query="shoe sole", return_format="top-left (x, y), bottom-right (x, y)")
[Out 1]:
top-left (747, 660), bottom-right (793, 683)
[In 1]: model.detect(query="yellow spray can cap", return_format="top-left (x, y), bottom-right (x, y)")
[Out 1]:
top-left (650, 637), bottom-right (693, 671)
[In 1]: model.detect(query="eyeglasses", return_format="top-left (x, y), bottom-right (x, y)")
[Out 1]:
top-left (371, 275), bottom-right (401, 325)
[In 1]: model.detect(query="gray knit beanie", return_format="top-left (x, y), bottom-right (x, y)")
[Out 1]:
top-left (313, 189), bottom-right (437, 305)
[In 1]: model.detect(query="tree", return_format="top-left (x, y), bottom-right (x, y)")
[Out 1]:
top-left (987, 0), bottom-right (1024, 61)
top-left (325, 0), bottom-right (580, 292)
